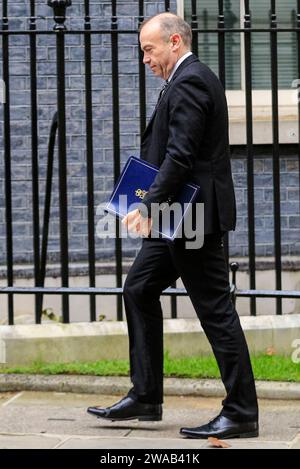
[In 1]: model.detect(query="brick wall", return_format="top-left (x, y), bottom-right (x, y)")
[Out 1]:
top-left (0, 0), bottom-right (299, 266)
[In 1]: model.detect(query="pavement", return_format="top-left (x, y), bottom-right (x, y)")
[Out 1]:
top-left (0, 390), bottom-right (300, 449)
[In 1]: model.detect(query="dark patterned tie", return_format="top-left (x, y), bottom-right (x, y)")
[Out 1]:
top-left (156, 79), bottom-right (169, 105)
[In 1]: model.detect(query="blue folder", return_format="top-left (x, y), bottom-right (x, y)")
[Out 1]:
top-left (105, 156), bottom-right (200, 240)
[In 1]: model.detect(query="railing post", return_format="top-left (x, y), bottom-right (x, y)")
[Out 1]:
top-left (47, 0), bottom-right (72, 323)
top-left (29, 0), bottom-right (42, 324)
top-left (191, 0), bottom-right (198, 56)
top-left (111, 0), bottom-right (123, 321)
top-left (218, 0), bottom-right (225, 87)
top-left (230, 261), bottom-right (239, 307)
top-left (138, 0), bottom-right (146, 136)
top-left (2, 0), bottom-right (14, 324)
top-left (270, 0), bottom-right (282, 315)
top-left (244, 0), bottom-right (256, 317)
top-left (83, 0), bottom-right (96, 322)
top-left (47, 0), bottom-right (71, 30)
top-left (297, 1), bottom-right (300, 217)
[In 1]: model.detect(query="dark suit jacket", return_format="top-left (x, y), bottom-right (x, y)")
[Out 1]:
top-left (139, 53), bottom-right (236, 235)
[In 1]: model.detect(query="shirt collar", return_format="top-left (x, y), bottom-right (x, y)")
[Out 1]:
top-left (167, 51), bottom-right (193, 83)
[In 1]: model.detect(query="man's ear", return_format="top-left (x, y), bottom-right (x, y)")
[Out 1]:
top-left (171, 33), bottom-right (181, 49)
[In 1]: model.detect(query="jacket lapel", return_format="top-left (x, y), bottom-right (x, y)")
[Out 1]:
top-left (141, 54), bottom-right (199, 141)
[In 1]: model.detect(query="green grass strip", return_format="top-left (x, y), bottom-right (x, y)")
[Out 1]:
top-left (0, 353), bottom-right (299, 382)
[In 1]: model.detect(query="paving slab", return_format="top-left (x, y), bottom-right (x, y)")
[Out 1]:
top-left (290, 434), bottom-right (300, 449)
top-left (0, 433), bottom-right (62, 449)
top-left (0, 391), bottom-right (299, 449)
top-left (58, 436), bottom-right (209, 449)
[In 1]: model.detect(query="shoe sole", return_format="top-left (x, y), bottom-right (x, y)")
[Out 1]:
top-left (87, 411), bottom-right (162, 422)
top-left (181, 430), bottom-right (259, 439)
top-left (100, 416), bottom-right (162, 422)
top-left (224, 430), bottom-right (259, 439)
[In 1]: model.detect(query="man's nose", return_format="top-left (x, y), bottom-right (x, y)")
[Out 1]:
top-left (143, 53), bottom-right (150, 64)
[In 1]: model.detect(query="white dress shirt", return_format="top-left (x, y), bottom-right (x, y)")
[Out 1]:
top-left (167, 51), bottom-right (193, 83)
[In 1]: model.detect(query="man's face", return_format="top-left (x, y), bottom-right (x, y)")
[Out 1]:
top-left (140, 22), bottom-right (179, 80)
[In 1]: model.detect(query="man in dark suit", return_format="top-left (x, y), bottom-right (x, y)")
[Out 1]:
top-left (88, 12), bottom-right (259, 439)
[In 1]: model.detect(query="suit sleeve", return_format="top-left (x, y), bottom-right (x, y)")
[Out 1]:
top-left (139, 76), bottom-right (211, 217)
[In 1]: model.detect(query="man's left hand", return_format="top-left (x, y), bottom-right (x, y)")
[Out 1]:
top-left (122, 209), bottom-right (152, 237)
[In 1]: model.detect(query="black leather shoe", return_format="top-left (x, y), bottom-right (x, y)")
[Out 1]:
top-left (87, 396), bottom-right (162, 422)
top-left (180, 414), bottom-right (259, 439)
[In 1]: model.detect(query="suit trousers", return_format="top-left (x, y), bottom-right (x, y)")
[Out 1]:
top-left (123, 233), bottom-right (258, 422)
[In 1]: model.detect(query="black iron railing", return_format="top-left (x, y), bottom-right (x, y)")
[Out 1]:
top-left (0, 0), bottom-right (299, 324)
